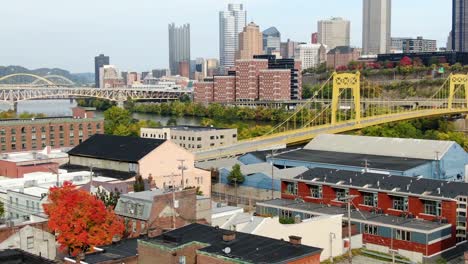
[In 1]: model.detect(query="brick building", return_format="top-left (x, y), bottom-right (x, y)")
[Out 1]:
top-left (137, 223), bottom-right (322, 264)
top-left (257, 167), bottom-right (468, 262)
top-left (115, 189), bottom-right (199, 238)
top-left (194, 56), bottom-right (302, 103)
top-left (0, 107), bottom-right (103, 154)
top-left (258, 69), bottom-right (291, 101)
top-left (327, 46), bottom-right (361, 69)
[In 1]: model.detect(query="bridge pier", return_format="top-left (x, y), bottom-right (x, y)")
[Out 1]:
top-left (117, 100), bottom-right (125, 108)
top-left (10, 102), bottom-right (18, 112)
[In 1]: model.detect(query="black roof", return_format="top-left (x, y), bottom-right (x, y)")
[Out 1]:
top-left (144, 223), bottom-right (322, 264)
top-left (60, 163), bottom-right (136, 181)
top-left (293, 168), bottom-right (468, 199)
top-left (68, 134), bottom-right (166, 163)
top-left (69, 238), bottom-right (138, 264)
top-left (0, 249), bottom-right (57, 264)
top-left (274, 149), bottom-right (430, 172)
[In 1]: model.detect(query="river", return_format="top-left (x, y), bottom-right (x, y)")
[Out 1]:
top-left (0, 100), bottom-right (270, 127)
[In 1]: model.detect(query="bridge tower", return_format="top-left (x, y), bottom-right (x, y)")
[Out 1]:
top-left (331, 72), bottom-right (361, 125)
top-left (448, 74), bottom-right (468, 109)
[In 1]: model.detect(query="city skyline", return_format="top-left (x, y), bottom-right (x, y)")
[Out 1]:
top-left (0, 0), bottom-right (451, 72)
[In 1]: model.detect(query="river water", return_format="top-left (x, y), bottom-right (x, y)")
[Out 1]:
top-left (0, 100), bottom-right (265, 127)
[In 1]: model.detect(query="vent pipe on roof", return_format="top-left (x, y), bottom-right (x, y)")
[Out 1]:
top-left (289, 235), bottom-right (302, 245)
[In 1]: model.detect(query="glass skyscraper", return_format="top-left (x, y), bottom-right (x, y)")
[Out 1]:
top-left (168, 23), bottom-right (191, 76)
top-left (452, 0), bottom-right (468, 52)
top-left (219, 4), bottom-right (247, 70)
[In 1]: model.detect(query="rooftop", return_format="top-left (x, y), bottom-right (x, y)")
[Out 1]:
top-left (274, 149), bottom-right (430, 172)
top-left (293, 168), bottom-right (468, 199)
top-left (305, 134), bottom-right (457, 160)
top-left (258, 199), bottom-right (451, 233)
top-left (143, 223), bottom-right (322, 263)
top-left (67, 134), bottom-right (166, 163)
top-left (119, 189), bottom-right (166, 202)
top-left (60, 163), bottom-right (136, 181)
top-left (0, 115), bottom-right (102, 126)
top-left (0, 148), bottom-right (68, 163)
top-left (70, 238), bottom-right (138, 264)
top-left (0, 249), bottom-right (57, 264)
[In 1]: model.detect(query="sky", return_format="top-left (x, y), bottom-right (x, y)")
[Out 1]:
top-left (0, 0), bottom-right (451, 73)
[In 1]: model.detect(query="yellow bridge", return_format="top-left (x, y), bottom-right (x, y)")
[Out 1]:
top-left (195, 73), bottom-right (468, 161)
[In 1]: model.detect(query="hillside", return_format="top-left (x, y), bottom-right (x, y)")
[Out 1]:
top-left (0, 65), bottom-right (94, 85)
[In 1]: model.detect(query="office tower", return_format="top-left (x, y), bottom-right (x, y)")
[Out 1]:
top-left (362, 0), bottom-right (392, 55)
top-left (263, 27), bottom-right (281, 54)
top-left (296, 44), bottom-right (327, 70)
top-left (280, 39), bottom-right (302, 59)
top-left (179, 61), bottom-right (190, 79)
top-left (94, 54), bottom-right (109, 88)
top-left (152, 69), bottom-right (169, 79)
top-left (219, 3), bottom-right (247, 69)
top-left (99, 65), bottom-right (124, 88)
top-left (237, 22), bottom-right (263, 60)
top-left (453, 0), bottom-right (468, 51)
top-left (168, 23), bottom-right (191, 76)
top-left (317, 17), bottom-right (350, 50)
top-left (311, 33), bottom-right (318, 44)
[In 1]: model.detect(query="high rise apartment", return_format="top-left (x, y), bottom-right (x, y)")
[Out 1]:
top-left (317, 17), bottom-right (350, 50)
top-left (94, 54), bottom-right (109, 88)
top-left (362, 0), bottom-right (392, 55)
top-left (219, 3), bottom-right (247, 70)
top-left (168, 23), bottom-right (191, 76)
top-left (237, 22), bottom-right (263, 60)
top-left (452, 0), bottom-right (468, 51)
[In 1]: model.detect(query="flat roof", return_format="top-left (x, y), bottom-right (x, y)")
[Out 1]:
top-left (274, 149), bottom-right (430, 172)
top-left (69, 238), bottom-right (138, 264)
top-left (142, 223), bottom-right (322, 263)
top-left (258, 199), bottom-right (450, 233)
top-left (120, 189), bottom-right (166, 202)
top-left (0, 150), bottom-right (68, 163)
top-left (60, 164), bottom-right (136, 181)
top-left (293, 168), bottom-right (468, 199)
top-left (0, 116), bottom-right (102, 126)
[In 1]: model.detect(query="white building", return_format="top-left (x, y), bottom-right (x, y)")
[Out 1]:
top-left (362, 0), bottom-right (392, 55)
top-left (219, 3), bottom-right (247, 69)
top-left (295, 44), bottom-right (328, 70)
top-left (317, 17), bottom-right (351, 50)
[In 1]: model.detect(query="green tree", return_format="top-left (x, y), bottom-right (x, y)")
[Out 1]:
top-left (95, 188), bottom-right (121, 209)
top-left (0, 201), bottom-right (4, 218)
top-left (103, 106), bottom-right (133, 135)
top-left (133, 175), bottom-right (145, 192)
top-left (227, 164), bottom-right (245, 185)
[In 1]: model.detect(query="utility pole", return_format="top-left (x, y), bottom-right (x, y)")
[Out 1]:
top-left (271, 149), bottom-right (275, 200)
top-left (234, 178), bottom-right (238, 206)
top-left (341, 195), bottom-right (359, 264)
top-left (177, 159), bottom-right (186, 189)
top-left (329, 232), bottom-right (336, 263)
top-left (89, 165), bottom-right (94, 193)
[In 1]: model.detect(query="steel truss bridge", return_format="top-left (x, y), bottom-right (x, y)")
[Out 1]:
top-left (195, 73), bottom-right (468, 161)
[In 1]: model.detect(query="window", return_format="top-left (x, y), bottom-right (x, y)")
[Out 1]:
top-left (197, 137), bottom-right (201, 141)
top-left (424, 200), bottom-right (441, 216)
top-left (309, 185), bottom-right (322, 198)
top-left (1, 137), bottom-right (5, 143)
top-left (27, 236), bottom-right (34, 249)
top-left (11, 136), bottom-right (16, 142)
top-left (210, 136), bottom-right (215, 140)
top-left (392, 196), bottom-right (407, 211)
top-left (11, 128), bottom-right (16, 135)
top-left (96, 123), bottom-right (101, 130)
top-left (132, 220), bottom-right (137, 233)
top-left (49, 126), bottom-right (54, 132)
top-left (285, 182), bottom-right (298, 195)
top-left (21, 127), bottom-right (26, 134)
top-left (233, 134), bottom-right (237, 138)
top-left (363, 192), bottom-right (377, 207)
top-left (220, 135), bottom-right (224, 139)
top-left (0, 129), bottom-right (4, 135)
top-left (70, 124), bottom-right (74, 131)
top-left (364, 224), bottom-right (378, 235)
top-left (179, 256), bottom-right (186, 264)
top-left (59, 125), bottom-right (64, 131)
top-left (335, 188), bottom-right (348, 201)
top-left (396, 230), bottom-right (411, 241)
top-left (31, 127), bottom-right (36, 133)
top-left (79, 124), bottom-right (83, 130)
top-left (41, 127), bottom-right (46, 133)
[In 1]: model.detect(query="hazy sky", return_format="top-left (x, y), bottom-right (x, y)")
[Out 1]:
top-left (0, 0), bottom-right (451, 73)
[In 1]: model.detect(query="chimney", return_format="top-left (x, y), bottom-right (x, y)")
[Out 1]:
top-left (289, 235), bottom-right (302, 245)
top-left (223, 231), bottom-right (236, 242)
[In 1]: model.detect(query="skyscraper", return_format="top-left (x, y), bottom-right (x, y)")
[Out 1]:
top-left (317, 17), bottom-right (350, 50)
top-left (219, 3), bottom-right (247, 70)
top-left (94, 54), bottom-right (109, 88)
top-left (362, 0), bottom-right (392, 55)
top-left (263, 27), bottom-right (281, 54)
top-left (452, 0), bottom-right (468, 51)
top-left (168, 23), bottom-right (191, 76)
top-left (237, 22), bottom-right (263, 60)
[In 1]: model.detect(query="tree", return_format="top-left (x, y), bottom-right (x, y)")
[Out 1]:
top-left (43, 182), bottom-right (124, 260)
top-left (399, 56), bottom-right (412, 67)
top-left (103, 106), bottom-right (133, 135)
top-left (133, 175), bottom-right (145, 192)
top-left (0, 201), bottom-right (4, 218)
top-left (227, 164), bottom-right (245, 185)
top-left (95, 188), bottom-right (121, 209)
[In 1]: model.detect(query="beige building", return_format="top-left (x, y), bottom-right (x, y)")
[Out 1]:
top-left (318, 17), bottom-right (350, 50)
top-left (295, 44), bottom-right (328, 70)
top-left (236, 22), bottom-right (263, 60)
top-left (66, 134), bottom-right (211, 196)
top-left (362, 0), bottom-right (392, 55)
top-left (141, 126), bottom-right (237, 152)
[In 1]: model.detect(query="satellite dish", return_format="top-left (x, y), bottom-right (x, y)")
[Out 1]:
top-left (223, 247), bottom-right (231, 254)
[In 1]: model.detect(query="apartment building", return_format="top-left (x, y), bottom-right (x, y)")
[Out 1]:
top-left (0, 107), bottom-right (103, 153)
top-left (141, 126), bottom-right (237, 151)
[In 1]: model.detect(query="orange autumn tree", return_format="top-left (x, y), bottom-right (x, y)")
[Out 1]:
top-left (43, 182), bottom-right (124, 258)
